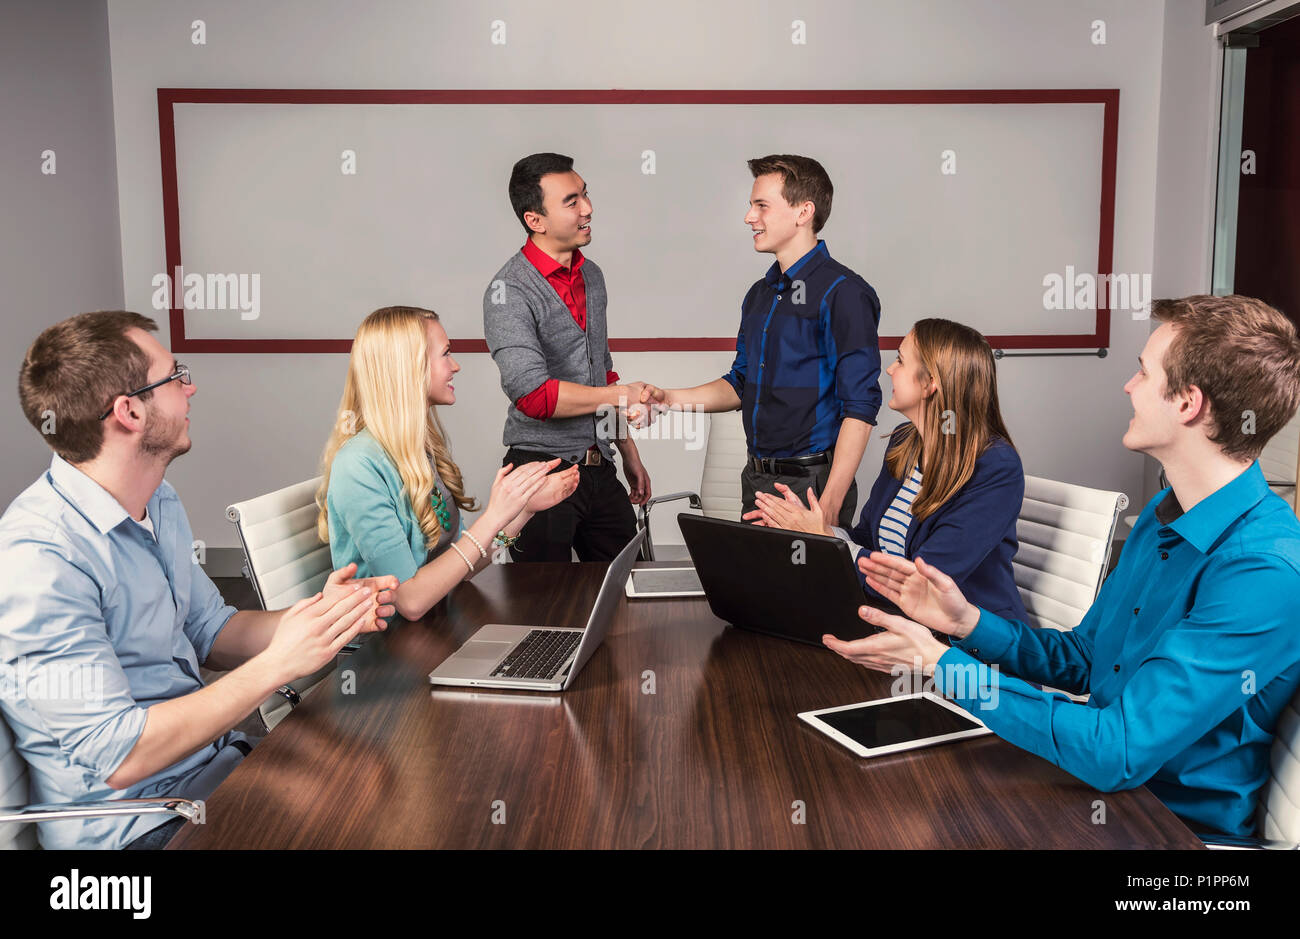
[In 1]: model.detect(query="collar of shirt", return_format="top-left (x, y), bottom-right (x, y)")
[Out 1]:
top-left (46, 453), bottom-right (162, 535)
top-left (1153, 460), bottom-right (1271, 554)
top-left (763, 239), bottom-right (829, 292)
top-left (521, 237), bottom-right (585, 280)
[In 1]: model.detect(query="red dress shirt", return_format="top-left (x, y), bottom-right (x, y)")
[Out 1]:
top-left (514, 239), bottom-right (619, 420)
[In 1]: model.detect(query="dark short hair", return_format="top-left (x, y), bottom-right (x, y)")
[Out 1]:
top-left (18, 311), bottom-right (159, 464)
top-left (747, 154), bottom-right (834, 233)
top-left (508, 152), bottom-right (575, 235)
top-left (1152, 295), bottom-right (1300, 461)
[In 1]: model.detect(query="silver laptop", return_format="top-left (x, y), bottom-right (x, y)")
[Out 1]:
top-left (428, 529), bottom-right (645, 691)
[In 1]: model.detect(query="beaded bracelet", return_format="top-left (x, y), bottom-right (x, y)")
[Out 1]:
top-left (448, 541), bottom-right (476, 575)
top-left (462, 528), bottom-right (488, 559)
top-left (493, 529), bottom-right (520, 549)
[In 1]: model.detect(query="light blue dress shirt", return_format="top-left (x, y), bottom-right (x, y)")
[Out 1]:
top-left (0, 455), bottom-right (244, 849)
top-left (933, 461), bottom-right (1300, 836)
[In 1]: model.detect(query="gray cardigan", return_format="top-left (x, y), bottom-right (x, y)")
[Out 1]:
top-left (482, 249), bottom-right (617, 460)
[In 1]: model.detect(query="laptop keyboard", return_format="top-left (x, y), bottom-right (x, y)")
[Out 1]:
top-left (491, 629), bottom-right (582, 680)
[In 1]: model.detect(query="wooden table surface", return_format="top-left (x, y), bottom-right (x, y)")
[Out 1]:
top-left (170, 561), bottom-right (1201, 849)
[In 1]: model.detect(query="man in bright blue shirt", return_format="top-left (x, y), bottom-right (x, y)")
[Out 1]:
top-left (826, 294), bottom-right (1300, 837)
top-left (645, 155), bottom-right (882, 528)
top-left (1, 311), bottom-right (395, 848)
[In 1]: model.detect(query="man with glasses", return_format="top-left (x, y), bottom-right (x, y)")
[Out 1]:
top-left (0, 311), bottom-right (398, 849)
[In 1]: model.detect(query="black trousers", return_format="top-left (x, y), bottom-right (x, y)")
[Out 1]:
top-left (503, 448), bottom-right (637, 562)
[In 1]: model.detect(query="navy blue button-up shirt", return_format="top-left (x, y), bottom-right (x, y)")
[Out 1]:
top-left (935, 461), bottom-right (1300, 836)
top-left (721, 241), bottom-right (883, 458)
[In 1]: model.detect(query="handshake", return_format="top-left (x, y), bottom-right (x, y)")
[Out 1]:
top-left (618, 381), bottom-right (670, 430)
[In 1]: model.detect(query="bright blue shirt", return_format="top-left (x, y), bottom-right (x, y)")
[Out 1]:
top-left (934, 461), bottom-right (1300, 836)
top-left (325, 429), bottom-right (460, 583)
top-left (0, 455), bottom-right (244, 849)
top-left (721, 240), bottom-right (883, 458)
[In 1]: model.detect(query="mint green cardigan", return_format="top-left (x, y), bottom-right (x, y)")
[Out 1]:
top-left (325, 429), bottom-right (460, 582)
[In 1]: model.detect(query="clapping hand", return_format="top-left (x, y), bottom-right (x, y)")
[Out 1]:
top-left (486, 460), bottom-right (560, 530)
top-left (741, 483), bottom-right (830, 535)
top-left (526, 464), bottom-right (580, 513)
top-left (857, 552), bottom-right (979, 639)
top-left (322, 562), bottom-right (398, 633)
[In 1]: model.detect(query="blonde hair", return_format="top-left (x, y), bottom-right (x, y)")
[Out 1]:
top-left (884, 319), bottom-right (1015, 521)
top-left (316, 306), bottom-right (477, 549)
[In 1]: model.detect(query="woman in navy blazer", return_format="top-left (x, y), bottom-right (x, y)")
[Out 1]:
top-left (749, 318), bottom-right (1028, 623)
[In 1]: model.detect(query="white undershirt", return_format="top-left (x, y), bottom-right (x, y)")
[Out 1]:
top-left (132, 506), bottom-right (157, 541)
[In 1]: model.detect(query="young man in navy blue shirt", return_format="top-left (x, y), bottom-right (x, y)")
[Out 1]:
top-left (644, 155), bottom-right (882, 527)
top-left (834, 295), bottom-right (1300, 838)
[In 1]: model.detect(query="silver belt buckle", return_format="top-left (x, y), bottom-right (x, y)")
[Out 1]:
top-left (582, 447), bottom-right (602, 466)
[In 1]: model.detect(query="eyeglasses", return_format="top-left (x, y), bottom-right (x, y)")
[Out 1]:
top-left (99, 364), bottom-right (191, 420)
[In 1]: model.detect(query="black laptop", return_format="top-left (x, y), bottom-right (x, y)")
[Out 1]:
top-left (677, 513), bottom-right (900, 646)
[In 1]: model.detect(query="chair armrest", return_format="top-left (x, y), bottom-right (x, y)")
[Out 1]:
top-left (643, 491), bottom-right (703, 513)
top-left (1199, 832), bottom-right (1299, 850)
top-left (0, 797), bottom-right (203, 826)
top-left (637, 492), bottom-right (702, 561)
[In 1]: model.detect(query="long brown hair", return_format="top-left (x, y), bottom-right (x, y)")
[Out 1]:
top-left (884, 318), bottom-right (1014, 520)
top-left (316, 306), bottom-right (476, 549)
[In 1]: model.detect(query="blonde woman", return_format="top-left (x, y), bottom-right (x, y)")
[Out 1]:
top-left (747, 318), bottom-right (1028, 622)
top-left (317, 307), bottom-right (579, 621)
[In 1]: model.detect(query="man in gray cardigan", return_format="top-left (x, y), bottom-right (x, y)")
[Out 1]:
top-left (483, 152), bottom-right (652, 562)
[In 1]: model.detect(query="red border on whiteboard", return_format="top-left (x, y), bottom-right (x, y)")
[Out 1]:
top-left (157, 88), bottom-right (1118, 354)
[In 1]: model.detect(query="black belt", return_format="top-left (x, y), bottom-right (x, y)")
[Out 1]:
top-left (507, 445), bottom-right (605, 468)
top-left (747, 449), bottom-right (833, 476)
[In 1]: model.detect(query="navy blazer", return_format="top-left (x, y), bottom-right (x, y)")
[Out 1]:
top-left (848, 423), bottom-right (1029, 622)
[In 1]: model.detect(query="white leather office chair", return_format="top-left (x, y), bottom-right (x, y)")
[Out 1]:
top-left (226, 476), bottom-right (334, 730)
top-left (1256, 691), bottom-right (1300, 846)
top-left (1014, 475), bottom-right (1128, 632)
top-left (0, 712), bottom-right (200, 850)
top-left (638, 409), bottom-right (747, 560)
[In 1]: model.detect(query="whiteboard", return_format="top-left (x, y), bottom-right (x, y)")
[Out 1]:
top-left (167, 94), bottom-right (1109, 347)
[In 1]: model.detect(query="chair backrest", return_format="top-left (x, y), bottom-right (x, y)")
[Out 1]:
top-left (1259, 409), bottom-right (1299, 512)
top-left (1013, 475), bottom-right (1129, 631)
top-left (1259, 688), bottom-right (1300, 844)
top-left (699, 410), bottom-right (747, 521)
top-left (227, 477), bottom-right (332, 610)
top-left (0, 716), bottom-right (37, 850)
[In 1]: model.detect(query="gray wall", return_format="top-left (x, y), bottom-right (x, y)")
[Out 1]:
top-left (2, 1), bottom-right (1225, 568)
top-left (1143, 0), bottom-right (1224, 508)
top-left (0, 0), bottom-right (123, 503)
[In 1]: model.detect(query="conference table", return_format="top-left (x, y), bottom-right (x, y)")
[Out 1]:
top-left (169, 561), bottom-right (1202, 849)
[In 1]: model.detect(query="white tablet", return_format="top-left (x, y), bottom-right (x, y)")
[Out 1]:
top-left (798, 692), bottom-right (991, 758)
top-left (624, 566), bottom-right (705, 598)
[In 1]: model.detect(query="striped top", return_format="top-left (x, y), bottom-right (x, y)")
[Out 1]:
top-left (877, 464), bottom-right (923, 557)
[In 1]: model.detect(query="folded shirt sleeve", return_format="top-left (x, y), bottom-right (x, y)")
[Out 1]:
top-left (823, 279), bottom-right (882, 426)
top-left (721, 326), bottom-right (747, 398)
top-left (935, 553), bottom-right (1300, 792)
top-left (0, 536), bottom-right (148, 782)
top-left (515, 379), bottom-right (559, 421)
